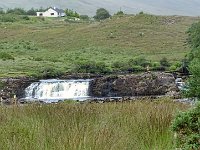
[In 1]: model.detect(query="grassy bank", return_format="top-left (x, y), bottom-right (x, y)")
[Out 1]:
top-left (0, 100), bottom-right (189, 150)
top-left (0, 14), bottom-right (198, 77)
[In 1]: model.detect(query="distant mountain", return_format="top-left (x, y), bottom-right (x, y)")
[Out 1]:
top-left (1, 0), bottom-right (200, 16)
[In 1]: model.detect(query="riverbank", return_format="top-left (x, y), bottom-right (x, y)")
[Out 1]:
top-left (0, 72), bottom-right (182, 103)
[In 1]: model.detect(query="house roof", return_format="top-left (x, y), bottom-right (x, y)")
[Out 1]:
top-left (51, 7), bottom-right (65, 13)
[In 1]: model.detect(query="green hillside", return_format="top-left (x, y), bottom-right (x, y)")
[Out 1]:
top-left (1, 0), bottom-right (200, 16)
top-left (0, 14), bottom-right (198, 77)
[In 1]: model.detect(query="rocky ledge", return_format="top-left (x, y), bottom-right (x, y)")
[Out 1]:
top-left (90, 72), bottom-right (179, 97)
top-left (0, 72), bottom-right (180, 103)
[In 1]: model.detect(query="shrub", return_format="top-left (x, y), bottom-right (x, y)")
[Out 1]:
top-left (139, 11), bottom-right (144, 15)
top-left (171, 102), bottom-right (200, 150)
top-left (65, 9), bottom-right (80, 18)
top-left (21, 15), bottom-right (30, 20)
top-left (160, 57), bottom-right (170, 67)
top-left (129, 56), bottom-right (151, 67)
top-left (74, 61), bottom-right (111, 74)
top-left (0, 14), bottom-right (16, 22)
top-left (112, 61), bottom-right (129, 72)
top-left (112, 60), bottom-right (146, 73)
top-left (79, 15), bottom-right (89, 20)
top-left (186, 58), bottom-right (200, 98)
top-left (0, 52), bottom-right (14, 60)
top-left (39, 67), bottom-right (64, 78)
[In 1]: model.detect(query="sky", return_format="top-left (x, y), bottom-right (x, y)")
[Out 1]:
top-left (1, 0), bottom-right (200, 16)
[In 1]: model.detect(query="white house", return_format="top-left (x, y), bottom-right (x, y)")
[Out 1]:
top-left (37, 7), bottom-right (65, 17)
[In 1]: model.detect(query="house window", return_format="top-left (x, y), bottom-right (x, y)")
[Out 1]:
top-left (39, 13), bottom-right (43, 16)
top-left (51, 13), bottom-right (54, 16)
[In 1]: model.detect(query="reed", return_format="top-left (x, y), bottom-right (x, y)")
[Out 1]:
top-left (0, 100), bottom-right (189, 150)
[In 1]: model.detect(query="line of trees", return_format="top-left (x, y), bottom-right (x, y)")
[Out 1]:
top-left (0, 7), bottom-right (47, 16)
top-left (0, 7), bottom-right (123, 21)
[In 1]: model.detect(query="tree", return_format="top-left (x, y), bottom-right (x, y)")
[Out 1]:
top-left (187, 58), bottom-right (200, 98)
top-left (0, 8), bottom-right (5, 14)
top-left (80, 15), bottom-right (89, 20)
top-left (65, 9), bottom-right (80, 18)
top-left (6, 8), bottom-right (26, 15)
top-left (115, 10), bottom-right (124, 16)
top-left (186, 21), bottom-right (200, 98)
top-left (26, 8), bottom-right (37, 16)
top-left (94, 8), bottom-right (111, 20)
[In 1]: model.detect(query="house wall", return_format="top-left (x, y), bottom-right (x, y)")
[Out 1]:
top-left (36, 12), bottom-right (44, 17)
top-left (36, 8), bottom-right (65, 17)
top-left (43, 8), bottom-right (59, 17)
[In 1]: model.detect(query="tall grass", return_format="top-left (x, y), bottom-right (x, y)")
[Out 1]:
top-left (0, 100), bottom-right (189, 150)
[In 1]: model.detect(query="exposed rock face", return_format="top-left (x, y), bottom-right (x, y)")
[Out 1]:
top-left (0, 77), bottom-right (36, 100)
top-left (0, 72), bottom-right (179, 102)
top-left (90, 72), bottom-right (178, 97)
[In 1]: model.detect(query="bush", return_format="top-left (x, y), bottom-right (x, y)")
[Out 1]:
top-left (65, 9), bottom-right (80, 18)
top-left (79, 15), bottom-right (89, 20)
top-left (186, 58), bottom-right (200, 98)
top-left (39, 67), bottom-right (64, 78)
top-left (0, 52), bottom-right (14, 60)
top-left (172, 102), bottom-right (200, 150)
top-left (0, 14), bottom-right (16, 22)
top-left (74, 61), bottom-right (111, 74)
top-left (112, 59), bottom-right (146, 73)
top-left (112, 61), bottom-right (129, 72)
top-left (21, 15), bottom-right (30, 20)
top-left (129, 56), bottom-right (151, 67)
top-left (160, 57), bottom-right (170, 67)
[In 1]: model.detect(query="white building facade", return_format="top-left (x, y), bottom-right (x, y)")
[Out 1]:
top-left (37, 7), bottom-right (65, 17)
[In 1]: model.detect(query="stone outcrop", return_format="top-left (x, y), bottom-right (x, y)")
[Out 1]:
top-left (90, 72), bottom-right (179, 97)
top-left (0, 77), bottom-right (36, 100)
top-left (0, 72), bottom-right (179, 103)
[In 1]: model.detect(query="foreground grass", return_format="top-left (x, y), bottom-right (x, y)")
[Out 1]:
top-left (0, 14), bottom-right (198, 77)
top-left (0, 100), bottom-right (189, 150)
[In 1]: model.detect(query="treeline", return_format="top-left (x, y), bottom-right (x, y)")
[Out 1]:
top-left (0, 7), bottom-right (47, 16)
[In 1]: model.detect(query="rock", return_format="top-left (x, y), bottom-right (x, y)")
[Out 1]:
top-left (90, 72), bottom-right (178, 97)
top-left (0, 77), bottom-right (37, 100)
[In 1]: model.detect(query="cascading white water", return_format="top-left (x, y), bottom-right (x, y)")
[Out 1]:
top-left (25, 79), bottom-right (91, 102)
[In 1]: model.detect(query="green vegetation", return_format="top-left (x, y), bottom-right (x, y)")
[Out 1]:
top-left (1, 7), bottom-right (47, 16)
top-left (172, 102), bottom-right (200, 150)
top-left (0, 13), bottom-right (197, 77)
top-left (0, 100), bottom-right (189, 150)
top-left (171, 20), bottom-right (200, 150)
top-left (94, 8), bottom-right (111, 20)
top-left (185, 21), bottom-right (200, 98)
top-left (65, 9), bottom-right (80, 18)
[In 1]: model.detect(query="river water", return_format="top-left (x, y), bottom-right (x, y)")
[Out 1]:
top-left (24, 79), bottom-right (91, 103)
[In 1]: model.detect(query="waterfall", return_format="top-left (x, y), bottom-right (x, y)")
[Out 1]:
top-left (24, 79), bottom-right (91, 103)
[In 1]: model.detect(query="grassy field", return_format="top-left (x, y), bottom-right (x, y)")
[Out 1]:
top-left (0, 14), bottom-right (198, 77)
top-left (0, 100), bottom-right (189, 150)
